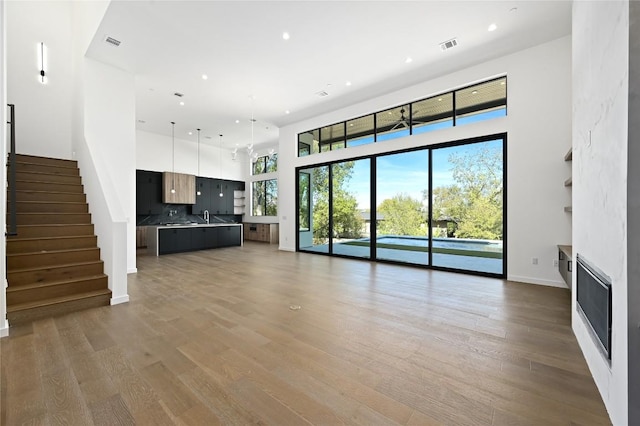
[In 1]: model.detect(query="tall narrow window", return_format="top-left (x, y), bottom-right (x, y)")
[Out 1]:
top-left (252, 179), bottom-right (278, 216)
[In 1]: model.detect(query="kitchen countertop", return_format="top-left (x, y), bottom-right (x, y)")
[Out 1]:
top-left (149, 223), bottom-right (242, 228)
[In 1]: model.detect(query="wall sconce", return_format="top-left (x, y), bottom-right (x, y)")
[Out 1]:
top-left (38, 42), bottom-right (47, 84)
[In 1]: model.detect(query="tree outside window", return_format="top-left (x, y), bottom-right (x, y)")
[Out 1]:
top-left (252, 179), bottom-right (277, 216)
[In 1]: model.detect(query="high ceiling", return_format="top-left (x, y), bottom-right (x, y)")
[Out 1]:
top-left (86, 1), bottom-right (572, 149)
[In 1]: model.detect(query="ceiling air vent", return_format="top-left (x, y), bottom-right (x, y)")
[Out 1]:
top-left (104, 36), bottom-right (121, 47)
top-left (174, 92), bottom-right (184, 97)
top-left (439, 38), bottom-right (458, 51)
top-left (315, 90), bottom-right (329, 97)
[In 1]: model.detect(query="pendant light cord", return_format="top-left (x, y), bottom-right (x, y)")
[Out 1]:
top-left (197, 128), bottom-right (201, 176)
top-left (171, 122), bottom-right (175, 190)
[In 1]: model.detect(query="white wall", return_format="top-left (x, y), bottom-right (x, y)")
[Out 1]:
top-left (1, 0), bottom-right (8, 337)
top-left (6, 0), bottom-right (74, 159)
top-left (136, 129), bottom-right (246, 181)
top-left (279, 36), bottom-right (572, 289)
top-left (82, 57), bottom-right (135, 281)
top-left (572, 2), bottom-right (629, 424)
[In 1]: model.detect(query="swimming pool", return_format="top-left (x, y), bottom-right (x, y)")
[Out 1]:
top-left (375, 236), bottom-right (502, 253)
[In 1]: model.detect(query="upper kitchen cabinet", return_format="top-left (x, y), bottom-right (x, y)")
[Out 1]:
top-left (163, 172), bottom-right (196, 204)
top-left (136, 170), bottom-right (163, 215)
top-left (192, 177), bottom-right (212, 215)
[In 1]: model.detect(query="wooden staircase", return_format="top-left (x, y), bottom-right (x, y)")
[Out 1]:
top-left (5, 154), bottom-right (111, 323)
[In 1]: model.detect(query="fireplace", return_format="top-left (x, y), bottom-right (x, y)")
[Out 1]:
top-left (576, 254), bottom-right (612, 361)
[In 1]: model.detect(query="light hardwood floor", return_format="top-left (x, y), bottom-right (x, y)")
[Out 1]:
top-left (1, 242), bottom-right (611, 425)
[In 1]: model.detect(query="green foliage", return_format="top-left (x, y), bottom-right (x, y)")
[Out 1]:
top-left (310, 162), bottom-right (363, 244)
top-left (430, 144), bottom-right (503, 240)
top-left (377, 194), bottom-right (426, 236)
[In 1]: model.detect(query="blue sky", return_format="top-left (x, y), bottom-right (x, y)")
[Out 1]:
top-left (346, 139), bottom-right (502, 209)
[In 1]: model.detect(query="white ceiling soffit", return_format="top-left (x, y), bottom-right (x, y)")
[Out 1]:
top-left (86, 1), bottom-right (571, 147)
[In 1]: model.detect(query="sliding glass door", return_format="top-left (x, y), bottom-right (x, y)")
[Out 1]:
top-left (298, 165), bottom-right (329, 253)
top-left (297, 135), bottom-right (505, 277)
top-left (376, 150), bottom-right (429, 265)
top-left (431, 139), bottom-right (504, 274)
top-left (331, 159), bottom-right (371, 258)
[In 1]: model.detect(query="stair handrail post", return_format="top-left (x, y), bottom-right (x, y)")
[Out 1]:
top-left (6, 103), bottom-right (17, 236)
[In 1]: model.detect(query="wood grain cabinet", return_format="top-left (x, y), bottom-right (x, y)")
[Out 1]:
top-left (136, 226), bottom-right (148, 248)
top-left (243, 223), bottom-right (279, 244)
top-left (162, 172), bottom-right (196, 204)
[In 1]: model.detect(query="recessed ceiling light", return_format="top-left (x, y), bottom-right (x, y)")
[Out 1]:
top-left (202, 74), bottom-right (208, 80)
top-left (282, 32), bottom-right (290, 40)
top-left (235, 119), bottom-right (240, 124)
top-left (438, 98), bottom-right (443, 101)
top-left (405, 57), bottom-right (413, 64)
top-left (285, 110), bottom-right (290, 114)
top-left (188, 131), bottom-right (193, 135)
top-left (501, 81), bottom-right (506, 85)
top-left (179, 101), bottom-right (185, 106)
top-left (345, 81), bottom-right (352, 86)
top-left (488, 23), bottom-right (497, 32)
top-left (472, 90), bottom-right (478, 94)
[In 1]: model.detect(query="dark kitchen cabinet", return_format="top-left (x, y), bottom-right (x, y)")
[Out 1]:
top-left (205, 226), bottom-right (219, 247)
top-left (192, 226), bottom-right (219, 250)
top-left (218, 225), bottom-right (241, 247)
top-left (158, 228), bottom-right (193, 254)
top-left (190, 177), bottom-right (244, 216)
top-left (158, 228), bottom-right (178, 254)
top-left (157, 225), bottom-right (238, 255)
top-left (211, 180), bottom-right (229, 215)
top-left (192, 177), bottom-right (212, 215)
top-left (136, 170), bottom-right (163, 215)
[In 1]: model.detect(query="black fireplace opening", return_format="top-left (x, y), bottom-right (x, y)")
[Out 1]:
top-left (576, 254), bottom-right (612, 361)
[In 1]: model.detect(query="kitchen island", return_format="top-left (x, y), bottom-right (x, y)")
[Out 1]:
top-left (147, 223), bottom-right (243, 255)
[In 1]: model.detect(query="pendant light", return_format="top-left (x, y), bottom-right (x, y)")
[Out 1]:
top-left (170, 121), bottom-right (176, 194)
top-left (218, 134), bottom-right (224, 197)
top-left (196, 128), bottom-right (201, 196)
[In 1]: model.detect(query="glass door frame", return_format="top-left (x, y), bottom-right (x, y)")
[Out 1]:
top-left (296, 132), bottom-right (507, 279)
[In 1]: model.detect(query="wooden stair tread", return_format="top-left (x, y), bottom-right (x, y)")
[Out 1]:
top-left (7, 153), bottom-right (110, 323)
top-left (8, 235), bottom-right (95, 242)
top-left (14, 200), bottom-right (87, 206)
top-left (15, 178), bottom-right (82, 185)
top-left (7, 274), bottom-right (107, 292)
top-left (14, 160), bottom-right (78, 170)
top-left (6, 289), bottom-right (111, 313)
top-left (7, 260), bottom-right (104, 274)
top-left (11, 189), bottom-right (83, 194)
top-left (15, 223), bottom-right (91, 228)
top-left (6, 247), bottom-right (99, 258)
top-left (12, 212), bottom-right (89, 216)
top-left (15, 153), bottom-right (77, 165)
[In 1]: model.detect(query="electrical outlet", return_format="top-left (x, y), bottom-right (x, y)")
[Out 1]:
top-left (532, 257), bottom-right (538, 265)
top-left (553, 259), bottom-right (559, 267)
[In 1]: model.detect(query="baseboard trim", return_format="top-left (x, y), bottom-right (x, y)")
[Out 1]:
top-left (127, 268), bottom-right (138, 274)
top-left (111, 295), bottom-right (130, 305)
top-left (278, 245), bottom-right (295, 252)
top-left (0, 319), bottom-right (9, 338)
top-left (508, 274), bottom-right (568, 288)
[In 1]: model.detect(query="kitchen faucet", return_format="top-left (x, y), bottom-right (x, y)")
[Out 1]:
top-left (204, 210), bottom-right (209, 224)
